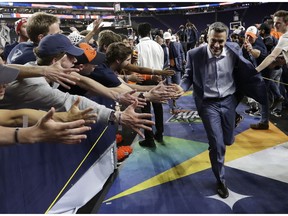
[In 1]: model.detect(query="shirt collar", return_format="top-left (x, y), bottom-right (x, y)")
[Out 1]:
top-left (207, 46), bottom-right (227, 59)
top-left (139, 36), bottom-right (151, 42)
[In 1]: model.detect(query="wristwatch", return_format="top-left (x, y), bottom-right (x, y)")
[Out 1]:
top-left (108, 111), bottom-right (116, 125)
top-left (138, 92), bottom-right (145, 99)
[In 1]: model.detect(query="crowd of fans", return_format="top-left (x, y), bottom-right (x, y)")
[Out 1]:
top-left (0, 9), bottom-right (287, 201)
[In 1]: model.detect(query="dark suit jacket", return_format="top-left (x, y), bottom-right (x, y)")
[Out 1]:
top-left (170, 41), bottom-right (185, 71)
top-left (180, 42), bottom-right (268, 108)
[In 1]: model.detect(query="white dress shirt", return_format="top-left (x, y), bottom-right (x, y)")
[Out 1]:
top-left (136, 36), bottom-right (164, 69)
top-left (204, 46), bottom-right (236, 98)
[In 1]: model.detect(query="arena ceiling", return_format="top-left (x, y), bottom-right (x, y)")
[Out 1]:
top-left (53, 2), bottom-right (207, 8)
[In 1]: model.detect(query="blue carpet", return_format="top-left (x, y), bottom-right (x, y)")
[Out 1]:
top-left (98, 92), bottom-right (288, 213)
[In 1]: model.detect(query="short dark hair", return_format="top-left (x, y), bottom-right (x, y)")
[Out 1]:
top-left (273, 10), bottom-right (288, 23)
top-left (208, 22), bottom-right (229, 37)
top-left (26, 12), bottom-right (60, 44)
top-left (105, 42), bottom-right (132, 65)
top-left (98, 30), bottom-right (122, 52)
top-left (137, 23), bottom-right (151, 38)
top-left (34, 47), bottom-right (65, 66)
top-left (262, 15), bottom-right (272, 23)
top-left (259, 23), bottom-right (271, 35)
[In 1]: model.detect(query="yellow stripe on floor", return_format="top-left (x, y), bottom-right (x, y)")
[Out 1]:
top-left (226, 122), bottom-right (288, 160)
top-left (104, 122), bottom-right (288, 203)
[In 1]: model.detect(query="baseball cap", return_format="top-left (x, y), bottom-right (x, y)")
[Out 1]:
top-left (37, 34), bottom-right (84, 58)
top-left (171, 35), bottom-right (176, 42)
top-left (245, 26), bottom-right (258, 39)
top-left (75, 42), bottom-right (106, 65)
top-left (163, 32), bottom-right (172, 40)
top-left (0, 64), bottom-right (19, 84)
top-left (15, 18), bottom-right (27, 34)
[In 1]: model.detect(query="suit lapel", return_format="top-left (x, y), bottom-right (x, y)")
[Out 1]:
top-left (198, 47), bottom-right (207, 87)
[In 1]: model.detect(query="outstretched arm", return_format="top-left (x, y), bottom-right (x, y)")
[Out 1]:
top-left (124, 63), bottom-right (175, 76)
top-left (256, 47), bottom-right (283, 72)
top-left (0, 107), bottom-right (91, 146)
top-left (179, 52), bottom-right (194, 92)
top-left (71, 72), bottom-right (146, 107)
top-left (0, 97), bottom-right (97, 127)
top-left (114, 100), bottom-right (154, 138)
top-left (141, 81), bottom-right (179, 103)
top-left (5, 61), bottom-right (81, 89)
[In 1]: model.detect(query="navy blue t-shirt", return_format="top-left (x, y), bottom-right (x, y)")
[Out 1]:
top-left (242, 37), bottom-right (268, 66)
top-left (242, 36), bottom-right (269, 76)
top-left (89, 63), bottom-right (121, 88)
top-left (59, 63), bottom-right (121, 109)
top-left (7, 41), bottom-right (36, 64)
top-left (58, 63), bottom-right (121, 96)
top-left (2, 41), bottom-right (19, 61)
top-left (252, 37), bottom-right (268, 65)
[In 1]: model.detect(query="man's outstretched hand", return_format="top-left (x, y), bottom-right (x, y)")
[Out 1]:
top-left (116, 100), bottom-right (155, 138)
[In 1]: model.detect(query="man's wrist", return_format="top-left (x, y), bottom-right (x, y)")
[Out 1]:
top-left (108, 111), bottom-right (116, 125)
top-left (17, 127), bottom-right (38, 144)
top-left (138, 92), bottom-right (145, 99)
top-left (143, 92), bottom-right (150, 100)
top-left (43, 66), bottom-right (48, 77)
top-left (114, 111), bottom-right (121, 124)
top-left (152, 69), bottom-right (160, 75)
top-left (114, 111), bottom-right (122, 131)
top-left (115, 93), bottom-right (120, 102)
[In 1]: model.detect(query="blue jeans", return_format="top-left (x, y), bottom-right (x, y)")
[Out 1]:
top-left (270, 67), bottom-right (283, 110)
top-left (166, 70), bottom-right (182, 85)
top-left (269, 67), bottom-right (283, 99)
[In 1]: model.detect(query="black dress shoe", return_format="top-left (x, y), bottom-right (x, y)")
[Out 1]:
top-left (139, 140), bottom-right (156, 148)
top-left (250, 122), bottom-right (269, 130)
top-left (217, 182), bottom-right (229, 199)
top-left (154, 133), bottom-right (163, 143)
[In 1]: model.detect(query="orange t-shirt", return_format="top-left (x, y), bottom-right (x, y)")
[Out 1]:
top-left (271, 28), bottom-right (283, 40)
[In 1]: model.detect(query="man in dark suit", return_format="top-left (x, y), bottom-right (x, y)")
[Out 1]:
top-left (163, 32), bottom-right (185, 113)
top-left (177, 24), bottom-right (188, 56)
top-left (185, 22), bottom-right (198, 51)
top-left (179, 22), bottom-right (268, 199)
top-left (163, 32), bottom-right (185, 85)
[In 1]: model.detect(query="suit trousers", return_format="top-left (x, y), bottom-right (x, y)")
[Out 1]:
top-left (197, 95), bottom-right (237, 184)
top-left (139, 79), bottom-right (164, 141)
top-left (141, 101), bottom-right (163, 141)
